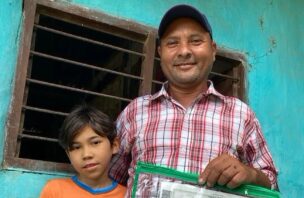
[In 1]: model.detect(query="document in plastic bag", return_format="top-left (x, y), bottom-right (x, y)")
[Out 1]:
top-left (131, 161), bottom-right (280, 198)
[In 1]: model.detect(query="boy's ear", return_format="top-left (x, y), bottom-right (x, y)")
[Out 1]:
top-left (112, 137), bottom-right (120, 155)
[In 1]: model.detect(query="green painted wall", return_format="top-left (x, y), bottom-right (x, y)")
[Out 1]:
top-left (0, 0), bottom-right (303, 197)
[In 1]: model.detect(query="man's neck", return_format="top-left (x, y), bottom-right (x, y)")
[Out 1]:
top-left (168, 82), bottom-right (208, 108)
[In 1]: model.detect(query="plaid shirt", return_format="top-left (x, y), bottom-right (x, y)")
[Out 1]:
top-left (110, 82), bottom-right (278, 197)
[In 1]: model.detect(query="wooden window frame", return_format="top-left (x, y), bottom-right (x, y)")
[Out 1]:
top-left (4, 0), bottom-right (156, 173)
top-left (214, 48), bottom-right (247, 102)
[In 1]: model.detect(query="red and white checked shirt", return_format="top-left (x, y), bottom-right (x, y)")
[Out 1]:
top-left (110, 82), bottom-right (278, 196)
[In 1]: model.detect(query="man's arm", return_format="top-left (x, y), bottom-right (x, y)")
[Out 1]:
top-left (109, 151), bottom-right (131, 185)
top-left (109, 107), bottom-right (133, 185)
top-left (201, 105), bottom-right (278, 190)
top-left (198, 153), bottom-right (271, 189)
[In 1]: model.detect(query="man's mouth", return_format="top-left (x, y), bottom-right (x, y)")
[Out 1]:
top-left (174, 62), bottom-right (196, 67)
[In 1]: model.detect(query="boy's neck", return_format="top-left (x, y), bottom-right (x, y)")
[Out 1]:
top-left (76, 174), bottom-right (113, 189)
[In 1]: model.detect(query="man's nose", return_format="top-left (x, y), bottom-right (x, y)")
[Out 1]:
top-left (177, 42), bottom-right (192, 58)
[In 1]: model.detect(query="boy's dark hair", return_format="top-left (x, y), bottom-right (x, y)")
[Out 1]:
top-left (58, 104), bottom-right (117, 150)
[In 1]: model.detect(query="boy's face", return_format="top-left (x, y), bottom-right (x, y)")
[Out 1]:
top-left (66, 126), bottom-right (119, 187)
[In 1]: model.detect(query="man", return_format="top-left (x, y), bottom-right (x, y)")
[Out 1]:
top-left (110, 4), bottom-right (278, 196)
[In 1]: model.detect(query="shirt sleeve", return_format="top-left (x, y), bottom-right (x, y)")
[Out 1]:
top-left (39, 180), bottom-right (59, 198)
top-left (109, 106), bottom-right (133, 185)
top-left (242, 109), bottom-right (278, 190)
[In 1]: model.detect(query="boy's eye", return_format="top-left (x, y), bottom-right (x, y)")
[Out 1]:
top-left (92, 140), bottom-right (101, 145)
top-left (70, 144), bottom-right (80, 151)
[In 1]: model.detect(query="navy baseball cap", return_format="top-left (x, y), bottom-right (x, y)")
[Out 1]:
top-left (158, 4), bottom-right (213, 39)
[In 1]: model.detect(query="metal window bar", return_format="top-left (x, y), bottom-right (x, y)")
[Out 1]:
top-left (19, 105), bottom-right (67, 143)
top-left (26, 78), bottom-right (133, 102)
top-left (18, 133), bottom-right (59, 143)
top-left (23, 105), bottom-right (68, 117)
top-left (210, 72), bottom-right (239, 82)
top-left (30, 51), bottom-right (144, 82)
top-left (152, 79), bottom-right (164, 85)
top-left (34, 24), bottom-right (146, 58)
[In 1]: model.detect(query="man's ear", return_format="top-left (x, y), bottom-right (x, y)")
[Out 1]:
top-left (212, 41), bottom-right (217, 61)
top-left (157, 46), bottom-right (162, 58)
top-left (112, 137), bottom-right (120, 155)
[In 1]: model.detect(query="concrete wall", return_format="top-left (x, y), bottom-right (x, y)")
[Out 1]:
top-left (0, 0), bottom-right (303, 197)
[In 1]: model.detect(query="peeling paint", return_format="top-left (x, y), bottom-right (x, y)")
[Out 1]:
top-left (259, 16), bottom-right (264, 31)
top-left (269, 36), bottom-right (277, 49)
top-left (249, 35), bottom-right (278, 66)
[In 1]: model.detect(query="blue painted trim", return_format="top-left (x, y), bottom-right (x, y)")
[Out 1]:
top-left (71, 175), bottom-right (118, 194)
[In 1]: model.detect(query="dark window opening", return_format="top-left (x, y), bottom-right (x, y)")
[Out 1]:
top-left (21, 14), bottom-right (144, 163)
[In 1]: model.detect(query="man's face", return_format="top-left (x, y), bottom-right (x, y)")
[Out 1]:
top-left (158, 17), bottom-right (216, 89)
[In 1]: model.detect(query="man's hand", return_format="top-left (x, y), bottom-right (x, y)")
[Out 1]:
top-left (198, 153), bottom-right (270, 189)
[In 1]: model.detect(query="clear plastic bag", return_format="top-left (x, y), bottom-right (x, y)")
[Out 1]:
top-left (131, 161), bottom-right (280, 198)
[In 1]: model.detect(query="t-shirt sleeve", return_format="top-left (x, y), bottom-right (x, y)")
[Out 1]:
top-left (39, 180), bottom-right (60, 198)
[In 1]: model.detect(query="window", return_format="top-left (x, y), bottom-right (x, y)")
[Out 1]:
top-left (5, 0), bottom-right (245, 173)
top-left (5, 0), bottom-right (156, 172)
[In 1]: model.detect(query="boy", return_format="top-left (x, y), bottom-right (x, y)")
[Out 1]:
top-left (40, 105), bottom-right (126, 198)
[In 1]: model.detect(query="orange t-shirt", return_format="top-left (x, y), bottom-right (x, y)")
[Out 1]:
top-left (40, 177), bottom-right (126, 198)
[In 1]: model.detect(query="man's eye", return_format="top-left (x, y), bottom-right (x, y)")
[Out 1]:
top-left (191, 39), bottom-right (202, 45)
top-left (166, 40), bottom-right (178, 47)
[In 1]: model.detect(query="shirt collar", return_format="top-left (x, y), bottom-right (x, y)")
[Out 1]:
top-left (150, 80), bottom-right (226, 102)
